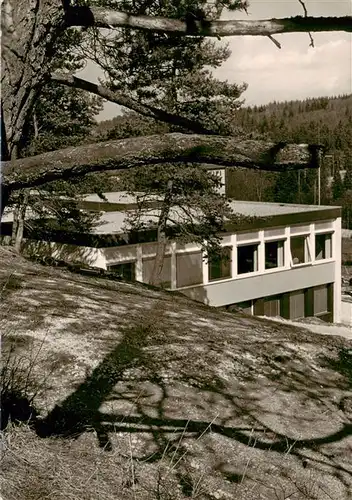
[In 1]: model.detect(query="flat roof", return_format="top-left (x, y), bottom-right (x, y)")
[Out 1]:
top-left (227, 200), bottom-right (339, 217)
top-left (83, 191), bottom-right (162, 204)
top-left (1, 197), bottom-right (340, 237)
top-left (93, 200), bottom-right (340, 235)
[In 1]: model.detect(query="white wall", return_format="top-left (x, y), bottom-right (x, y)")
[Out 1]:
top-left (333, 217), bottom-right (342, 322)
top-left (180, 262), bottom-right (336, 307)
top-left (341, 298), bottom-right (352, 326)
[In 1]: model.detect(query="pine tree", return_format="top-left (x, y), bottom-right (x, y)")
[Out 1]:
top-left (9, 29), bottom-right (103, 251)
top-left (97, 2), bottom-right (247, 286)
top-left (344, 165), bottom-right (352, 192)
top-left (332, 168), bottom-right (344, 202)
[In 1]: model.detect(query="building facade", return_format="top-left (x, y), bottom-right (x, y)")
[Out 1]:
top-left (1, 166), bottom-right (342, 322)
top-left (96, 203), bottom-right (341, 323)
top-left (10, 199), bottom-right (340, 323)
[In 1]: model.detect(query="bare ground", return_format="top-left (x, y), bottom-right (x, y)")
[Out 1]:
top-left (1, 247), bottom-right (351, 500)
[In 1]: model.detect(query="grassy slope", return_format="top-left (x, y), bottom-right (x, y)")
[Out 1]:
top-left (1, 247), bottom-right (351, 500)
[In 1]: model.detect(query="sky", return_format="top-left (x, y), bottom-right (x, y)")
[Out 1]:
top-left (79, 0), bottom-right (352, 121)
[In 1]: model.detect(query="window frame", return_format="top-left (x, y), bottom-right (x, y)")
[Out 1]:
top-left (264, 239), bottom-right (285, 270)
top-left (315, 232), bottom-right (333, 261)
top-left (108, 260), bottom-right (136, 281)
top-left (208, 246), bottom-right (232, 282)
top-left (290, 234), bottom-right (311, 267)
top-left (237, 242), bottom-right (259, 275)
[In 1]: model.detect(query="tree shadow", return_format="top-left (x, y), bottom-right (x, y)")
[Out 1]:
top-left (3, 249), bottom-right (352, 496)
top-left (35, 306), bottom-right (352, 489)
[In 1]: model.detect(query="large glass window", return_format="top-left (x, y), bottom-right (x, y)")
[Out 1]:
top-left (264, 295), bottom-right (281, 317)
top-left (314, 285), bottom-right (329, 315)
top-left (208, 246), bottom-right (232, 281)
top-left (265, 241), bottom-right (284, 269)
top-left (142, 256), bottom-right (171, 287)
top-left (176, 252), bottom-right (203, 288)
top-left (108, 262), bottom-right (136, 281)
top-left (289, 290), bottom-right (305, 319)
top-left (290, 235), bottom-right (310, 265)
top-left (315, 233), bottom-right (332, 260)
top-left (237, 244), bottom-right (258, 275)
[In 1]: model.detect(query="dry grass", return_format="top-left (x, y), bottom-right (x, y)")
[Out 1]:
top-left (1, 247), bottom-right (351, 500)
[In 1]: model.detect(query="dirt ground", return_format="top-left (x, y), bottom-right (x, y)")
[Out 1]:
top-left (1, 247), bottom-right (351, 500)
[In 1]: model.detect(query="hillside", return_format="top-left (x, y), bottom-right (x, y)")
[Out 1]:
top-left (236, 94), bottom-right (352, 162)
top-left (1, 248), bottom-right (352, 500)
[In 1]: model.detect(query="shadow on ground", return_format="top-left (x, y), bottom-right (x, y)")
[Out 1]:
top-left (2, 248), bottom-right (352, 499)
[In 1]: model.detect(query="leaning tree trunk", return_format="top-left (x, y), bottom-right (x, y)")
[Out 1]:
top-left (11, 112), bottom-right (39, 251)
top-left (150, 180), bottom-right (173, 287)
top-left (13, 191), bottom-right (29, 252)
top-left (1, 0), bottom-right (65, 158)
top-left (1, 0), bottom-right (65, 228)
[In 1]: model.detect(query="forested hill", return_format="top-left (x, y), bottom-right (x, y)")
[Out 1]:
top-left (235, 94), bottom-right (352, 170)
top-left (229, 94), bottom-right (352, 229)
top-left (97, 94), bottom-right (352, 170)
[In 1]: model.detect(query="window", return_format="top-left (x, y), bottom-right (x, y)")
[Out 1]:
top-left (265, 241), bottom-right (284, 269)
top-left (237, 244), bottom-right (258, 274)
top-left (264, 295), bottom-right (281, 317)
top-left (290, 290), bottom-right (305, 319)
top-left (176, 252), bottom-right (203, 288)
top-left (234, 300), bottom-right (252, 315)
top-left (314, 285), bottom-right (329, 315)
top-left (315, 233), bottom-right (332, 260)
top-left (142, 256), bottom-right (171, 287)
top-left (108, 262), bottom-right (135, 281)
top-left (290, 235), bottom-right (310, 265)
top-left (210, 168), bottom-right (225, 194)
top-left (208, 246), bottom-right (232, 281)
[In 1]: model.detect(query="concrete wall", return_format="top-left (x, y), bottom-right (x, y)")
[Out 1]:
top-left (341, 298), bottom-right (352, 326)
top-left (180, 261), bottom-right (336, 307)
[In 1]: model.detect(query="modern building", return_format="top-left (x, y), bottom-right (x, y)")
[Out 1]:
top-left (0, 166), bottom-right (342, 322)
top-left (2, 196), bottom-right (340, 323)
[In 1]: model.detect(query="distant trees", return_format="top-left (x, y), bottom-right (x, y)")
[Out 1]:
top-left (225, 94), bottom-right (352, 227)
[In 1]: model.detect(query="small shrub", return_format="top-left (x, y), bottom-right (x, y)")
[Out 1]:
top-left (1, 333), bottom-right (52, 431)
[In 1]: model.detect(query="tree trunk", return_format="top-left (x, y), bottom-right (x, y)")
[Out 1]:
top-left (66, 7), bottom-right (352, 36)
top-left (1, 134), bottom-right (323, 196)
top-left (11, 200), bottom-right (20, 245)
top-left (13, 191), bottom-right (29, 252)
top-left (1, 0), bottom-right (65, 158)
top-left (150, 180), bottom-right (173, 286)
top-left (9, 111), bottom-right (38, 250)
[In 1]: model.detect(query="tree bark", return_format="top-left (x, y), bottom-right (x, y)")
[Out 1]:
top-left (66, 7), bottom-right (352, 36)
top-left (1, 0), bottom-right (65, 157)
top-left (10, 201), bottom-right (20, 245)
top-left (1, 134), bottom-right (323, 197)
top-left (13, 191), bottom-right (29, 252)
top-left (51, 73), bottom-right (217, 135)
top-left (150, 180), bottom-right (173, 287)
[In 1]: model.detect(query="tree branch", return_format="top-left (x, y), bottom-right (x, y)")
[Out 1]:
top-left (51, 73), bottom-right (218, 135)
top-left (65, 7), bottom-right (352, 36)
top-left (1, 133), bottom-right (323, 193)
